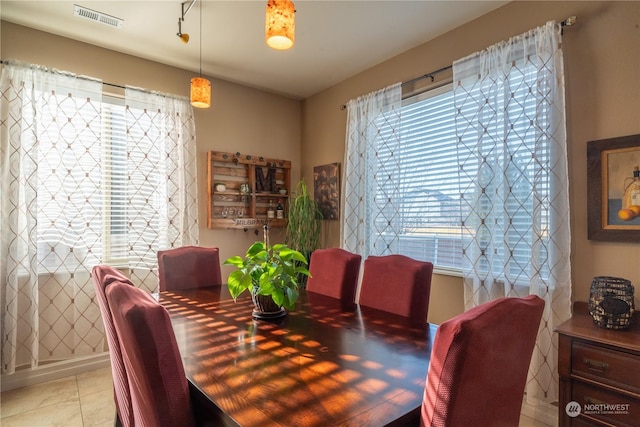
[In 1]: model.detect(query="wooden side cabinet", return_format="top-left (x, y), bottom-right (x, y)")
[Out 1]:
top-left (556, 302), bottom-right (640, 427)
top-left (207, 151), bottom-right (291, 230)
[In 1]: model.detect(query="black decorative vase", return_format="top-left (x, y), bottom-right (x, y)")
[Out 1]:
top-left (252, 293), bottom-right (286, 320)
top-left (588, 276), bottom-right (635, 330)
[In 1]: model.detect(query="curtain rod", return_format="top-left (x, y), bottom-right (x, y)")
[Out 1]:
top-left (0, 59), bottom-right (126, 90)
top-left (339, 15), bottom-right (577, 111)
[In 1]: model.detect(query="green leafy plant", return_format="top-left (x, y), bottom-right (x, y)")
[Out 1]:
top-left (286, 180), bottom-right (322, 284)
top-left (223, 235), bottom-right (310, 311)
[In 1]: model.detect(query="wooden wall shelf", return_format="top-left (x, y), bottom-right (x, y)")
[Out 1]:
top-left (207, 151), bottom-right (291, 230)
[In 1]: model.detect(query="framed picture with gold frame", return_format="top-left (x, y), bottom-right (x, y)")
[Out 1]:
top-left (587, 134), bottom-right (640, 241)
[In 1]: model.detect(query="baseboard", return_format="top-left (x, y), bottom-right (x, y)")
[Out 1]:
top-left (521, 400), bottom-right (559, 426)
top-left (0, 353), bottom-right (111, 392)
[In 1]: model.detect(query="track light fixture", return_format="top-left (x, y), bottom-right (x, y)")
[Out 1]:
top-left (190, 0), bottom-right (211, 108)
top-left (176, 0), bottom-right (196, 43)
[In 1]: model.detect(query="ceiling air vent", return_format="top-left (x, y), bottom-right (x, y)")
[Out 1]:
top-left (73, 4), bottom-right (124, 29)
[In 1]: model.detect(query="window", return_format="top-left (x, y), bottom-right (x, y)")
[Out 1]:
top-left (375, 84), bottom-right (464, 272)
top-left (33, 93), bottom-right (139, 272)
top-left (102, 95), bottom-right (128, 265)
top-left (373, 75), bottom-right (553, 279)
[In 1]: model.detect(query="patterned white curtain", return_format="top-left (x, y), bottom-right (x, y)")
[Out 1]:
top-left (0, 62), bottom-right (199, 374)
top-left (342, 83), bottom-right (402, 256)
top-left (453, 21), bottom-right (571, 409)
top-left (1, 61), bottom-right (104, 373)
top-left (124, 87), bottom-right (199, 292)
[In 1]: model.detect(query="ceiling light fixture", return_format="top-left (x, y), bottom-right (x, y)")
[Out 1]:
top-left (176, 0), bottom-right (196, 43)
top-left (190, 0), bottom-right (211, 108)
top-left (265, 0), bottom-right (295, 50)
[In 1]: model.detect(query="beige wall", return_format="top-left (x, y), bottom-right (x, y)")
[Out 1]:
top-left (302, 1), bottom-right (640, 324)
top-left (1, 20), bottom-right (302, 279)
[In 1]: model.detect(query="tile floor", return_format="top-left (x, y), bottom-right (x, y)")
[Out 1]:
top-left (1, 367), bottom-right (552, 426)
top-left (0, 367), bottom-right (115, 427)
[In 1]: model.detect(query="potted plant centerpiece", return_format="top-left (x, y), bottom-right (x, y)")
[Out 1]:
top-left (224, 225), bottom-right (310, 320)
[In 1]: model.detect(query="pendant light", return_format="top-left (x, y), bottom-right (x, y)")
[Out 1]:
top-left (190, 0), bottom-right (211, 108)
top-left (265, 0), bottom-right (295, 50)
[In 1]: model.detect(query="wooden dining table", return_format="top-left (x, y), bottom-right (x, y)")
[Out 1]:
top-left (158, 287), bottom-right (437, 427)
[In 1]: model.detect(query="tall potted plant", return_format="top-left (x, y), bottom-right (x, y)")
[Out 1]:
top-left (224, 225), bottom-right (310, 320)
top-left (286, 180), bottom-right (322, 285)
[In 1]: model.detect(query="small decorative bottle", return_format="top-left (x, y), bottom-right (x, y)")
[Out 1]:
top-left (267, 199), bottom-right (275, 219)
top-left (276, 199), bottom-right (284, 219)
top-left (622, 166), bottom-right (640, 208)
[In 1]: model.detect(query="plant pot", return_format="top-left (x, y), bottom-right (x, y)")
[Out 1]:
top-left (252, 293), bottom-right (286, 320)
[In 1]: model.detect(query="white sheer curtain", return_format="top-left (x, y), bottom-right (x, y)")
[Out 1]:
top-left (124, 87), bottom-right (199, 292)
top-left (1, 61), bottom-right (104, 373)
top-left (453, 20), bottom-right (571, 411)
top-left (342, 83), bottom-right (402, 256)
top-left (0, 62), bottom-right (199, 375)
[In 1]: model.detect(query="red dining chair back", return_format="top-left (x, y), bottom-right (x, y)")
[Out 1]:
top-left (359, 254), bottom-right (433, 323)
top-left (158, 246), bottom-right (222, 291)
top-left (421, 295), bottom-right (544, 427)
top-left (92, 265), bottom-right (134, 427)
top-left (306, 248), bottom-right (362, 303)
top-left (106, 278), bottom-right (196, 427)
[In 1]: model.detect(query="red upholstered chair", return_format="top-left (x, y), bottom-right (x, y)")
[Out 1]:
top-left (158, 246), bottom-right (222, 291)
top-left (92, 265), bottom-right (134, 427)
top-left (358, 254), bottom-right (433, 323)
top-left (421, 295), bottom-right (545, 427)
top-left (106, 278), bottom-right (196, 427)
top-left (306, 248), bottom-right (362, 303)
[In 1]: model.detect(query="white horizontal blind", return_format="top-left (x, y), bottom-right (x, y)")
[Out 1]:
top-left (375, 84), bottom-right (464, 270)
top-left (374, 71), bottom-right (553, 277)
top-left (101, 96), bottom-right (128, 265)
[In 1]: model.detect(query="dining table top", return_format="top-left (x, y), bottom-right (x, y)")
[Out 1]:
top-left (159, 286), bottom-right (437, 427)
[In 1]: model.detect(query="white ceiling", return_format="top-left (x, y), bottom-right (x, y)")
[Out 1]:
top-left (1, 0), bottom-right (507, 99)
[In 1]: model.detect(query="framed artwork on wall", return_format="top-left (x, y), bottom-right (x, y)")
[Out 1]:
top-left (587, 134), bottom-right (640, 242)
top-left (314, 163), bottom-right (340, 220)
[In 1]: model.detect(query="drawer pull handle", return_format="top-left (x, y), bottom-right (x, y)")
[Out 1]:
top-left (583, 358), bottom-right (609, 373)
top-left (584, 396), bottom-right (606, 406)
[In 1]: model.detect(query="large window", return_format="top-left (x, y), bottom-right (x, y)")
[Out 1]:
top-left (374, 77), bottom-right (553, 279)
top-left (375, 84), bottom-right (465, 272)
top-left (33, 94), bottom-right (143, 272)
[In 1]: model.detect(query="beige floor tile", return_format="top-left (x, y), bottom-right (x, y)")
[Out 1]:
top-left (1, 399), bottom-right (83, 427)
top-left (79, 388), bottom-right (116, 427)
top-left (0, 376), bottom-right (79, 418)
top-left (76, 367), bottom-right (113, 398)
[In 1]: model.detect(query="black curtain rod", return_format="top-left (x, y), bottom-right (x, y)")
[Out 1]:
top-left (400, 64), bottom-right (452, 88)
top-left (338, 64), bottom-right (451, 111)
top-left (339, 15), bottom-right (577, 111)
top-left (396, 16), bottom-right (577, 90)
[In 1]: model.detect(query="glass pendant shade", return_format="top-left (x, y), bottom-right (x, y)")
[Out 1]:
top-left (265, 0), bottom-right (295, 50)
top-left (190, 77), bottom-right (211, 108)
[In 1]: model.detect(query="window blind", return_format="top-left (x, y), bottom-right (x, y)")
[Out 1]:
top-left (376, 84), bottom-right (464, 270)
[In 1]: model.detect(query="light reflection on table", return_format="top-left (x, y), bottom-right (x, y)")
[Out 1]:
top-left (159, 287), bottom-right (436, 427)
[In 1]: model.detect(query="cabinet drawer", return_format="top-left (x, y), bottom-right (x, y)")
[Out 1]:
top-left (572, 381), bottom-right (640, 427)
top-left (572, 341), bottom-right (640, 394)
